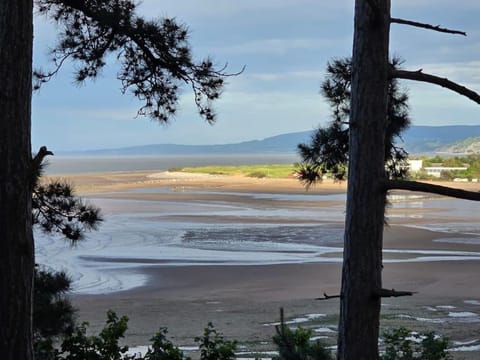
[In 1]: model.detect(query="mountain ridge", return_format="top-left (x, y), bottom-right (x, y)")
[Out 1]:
top-left (59, 125), bottom-right (480, 156)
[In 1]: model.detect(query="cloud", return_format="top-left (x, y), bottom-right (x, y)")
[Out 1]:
top-left (138, 0), bottom-right (353, 20)
top-left (402, 61), bottom-right (480, 89)
top-left (220, 37), bottom-right (340, 56)
top-left (394, 0), bottom-right (480, 9)
top-left (248, 70), bottom-right (325, 82)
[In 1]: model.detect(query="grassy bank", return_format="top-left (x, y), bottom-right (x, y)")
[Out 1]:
top-left (170, 164), bottom-right (296, 179)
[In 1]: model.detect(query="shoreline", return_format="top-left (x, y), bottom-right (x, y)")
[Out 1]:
top-left (44, 169), bottom-right (480, 195)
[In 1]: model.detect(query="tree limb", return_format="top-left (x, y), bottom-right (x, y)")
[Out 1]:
top-left (383, 179), bottom-right (480, 201)
top-left (375, 288), bottom-right (416, 298)
top-left (392, 69), bottom-right (480, 105)
top-left (316, 292), bottom-right (341, 301)
top-left (390, 18), bottom-right (466, 36)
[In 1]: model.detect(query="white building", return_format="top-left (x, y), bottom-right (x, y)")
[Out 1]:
top-left (407, 159), bottom-right (423, 172)
top-left (424, 166), bottom-right (468, 178)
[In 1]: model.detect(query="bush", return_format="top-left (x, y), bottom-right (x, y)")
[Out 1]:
top-left (195, 322), bottom-right (237, 360)
top-left (381, 327), bottom-right (452, 360)
top-left (38, 312), bottom-right (237, 360)
top-left (34, 305), bottom-right (454, 360)
top-left (59, 310), bottom-right (130, 359)
top-left (247, 171), bottom-right (267, 178)
top-left (272, 325), bottom-right (333, 360)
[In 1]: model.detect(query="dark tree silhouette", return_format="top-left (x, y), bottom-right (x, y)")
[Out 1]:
top-left (0, 1), bottom-right (232, 357)
top-left (297, 57), bottom-right (410, 184)
top-left (33, 266), bottom-right (76, 359)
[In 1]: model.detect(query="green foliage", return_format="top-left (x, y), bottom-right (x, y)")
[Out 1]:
top-left (422, 155), bottom-right (444, 166)
top-left (59, 310), bottom-right (130, 360)
top-left (37, 313), bottom-right (236, 360)
top-left (381, 327), bottom-right (453, 360)
top-left (195, 322), bottom-right (237, 360)
top-left (419, 154), bottom-right (480, 180)
top-left (35, 308), bottom-right (457, 360)
top-left (272, 326), bottom-right (333, 360)
top-left (247, 171), bottom-right (267, 178)
top-left (179, 164), bottom-right (294, 178)
top-left (143, 328), bottom-right (187, 360)
top-left (34, 266), bottom-right (76, 339)
top-left (297, 57), bottom-right (410, 184)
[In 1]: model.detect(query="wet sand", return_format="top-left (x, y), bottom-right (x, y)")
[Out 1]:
top-left (42, 172), bottom-right (480, 358)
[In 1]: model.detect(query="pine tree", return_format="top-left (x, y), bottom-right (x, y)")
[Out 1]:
top-left (297, 57), bottom-right (410, 184)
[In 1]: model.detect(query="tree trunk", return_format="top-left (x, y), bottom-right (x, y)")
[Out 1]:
top-left (0, 0), bottom-right (34, 358)
top-left (337, 1), bottom-right (391, 360)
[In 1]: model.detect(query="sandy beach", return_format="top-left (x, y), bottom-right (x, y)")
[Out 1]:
top-left (40, 171), bottom-right (480, 358)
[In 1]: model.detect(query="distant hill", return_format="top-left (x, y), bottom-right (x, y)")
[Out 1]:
top-left (60, 125), bottom-right (480, 156)
top-left (438, 136), bottom-right (480, 154)
top-left (61, 131), bottom-right (313, 156)
top-left (400, 125), bottom-right (480, 154)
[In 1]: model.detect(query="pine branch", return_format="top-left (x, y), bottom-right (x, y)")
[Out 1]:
top-left (36, 0), bottom-right (241, 123)
top-left (383, 179), bottom-right (480, 201)
top-left (392, 69), bottom-right (480, 105)
top-left (390, 18), bottom-right (466, 36)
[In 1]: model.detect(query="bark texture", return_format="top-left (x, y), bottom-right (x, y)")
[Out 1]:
top-left (337, 1), bottom-right (391, 359)
top-left (0, 0), bottom-right (34, 358)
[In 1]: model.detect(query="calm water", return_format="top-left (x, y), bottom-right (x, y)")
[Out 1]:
top-left (44, 154), bottom-right (299, 174)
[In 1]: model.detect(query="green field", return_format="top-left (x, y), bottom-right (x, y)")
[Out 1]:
top-left (171, 164), bottom-right (297, 179)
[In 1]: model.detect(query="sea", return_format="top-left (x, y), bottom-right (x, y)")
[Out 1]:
top-left (43, 154), bottom-right (300, 174)
top-left (35, 155), bottom-right (480, 295)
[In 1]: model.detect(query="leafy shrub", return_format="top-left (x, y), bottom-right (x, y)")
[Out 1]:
top-left (59, 310), bottom-right (130, 359)
top-left (381, 327), bottom-right (452, 360)
top-left (195, 322), bottom-right (237, 360)
top-left (142, 328), bottom-right (187, 360)
top-left (37, 312), bottom-right (237, 360)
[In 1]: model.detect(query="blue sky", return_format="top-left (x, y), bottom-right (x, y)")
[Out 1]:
top-left (32, 1), bottom-right (480, 151)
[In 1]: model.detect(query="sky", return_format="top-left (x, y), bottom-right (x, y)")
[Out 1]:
top-left (31, 0), bottom-right (480, 151)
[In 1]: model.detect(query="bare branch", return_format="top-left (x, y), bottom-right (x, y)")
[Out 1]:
top-left (316, 292), bottom-right (341, 301)
top-left (383, 179), bottom-right (480, 201)
top-left (391, 18), bottom-right (466, 36)
top-left (375, 288), bottom-right (416, 298)
top-left (392, 69), bottom-right (480, 105)
top-left (275, 307), bottom-right (286, 337)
